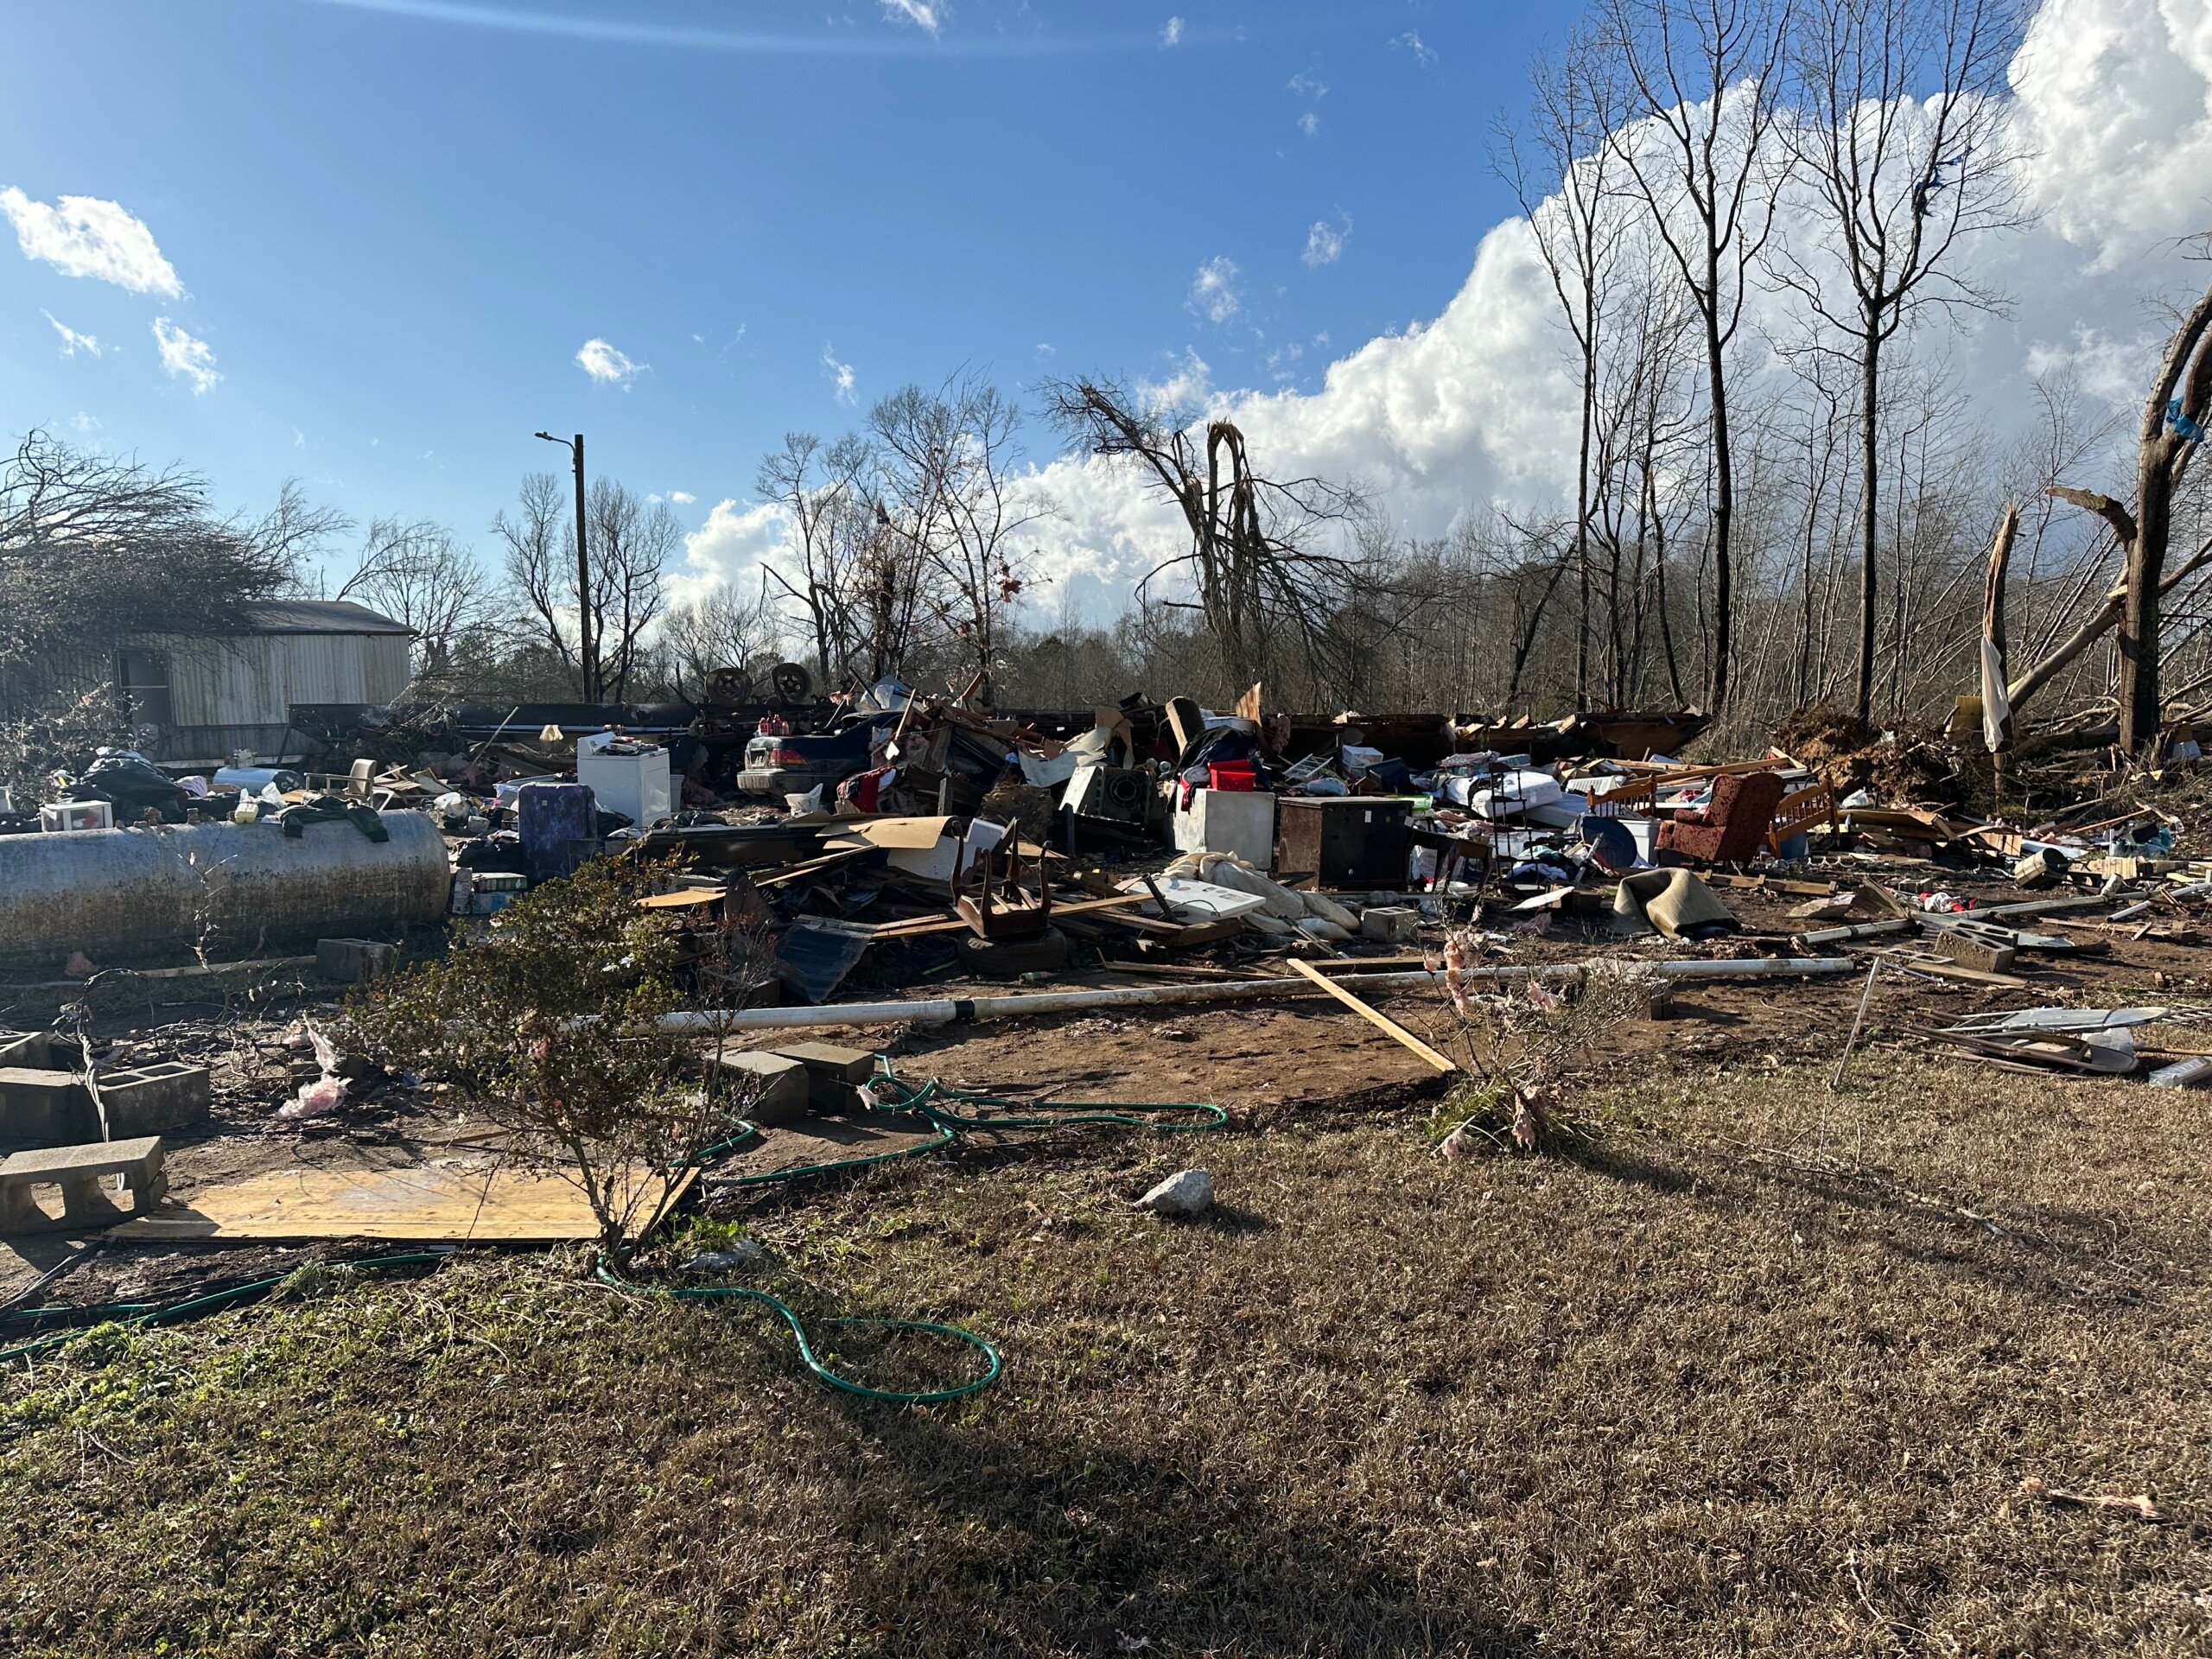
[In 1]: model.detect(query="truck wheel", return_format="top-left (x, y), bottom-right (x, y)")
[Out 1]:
top-left (955, 927), bottom-right (1071, 978)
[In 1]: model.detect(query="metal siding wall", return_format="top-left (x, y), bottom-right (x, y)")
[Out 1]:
top-left (165, 637), bottom-right (284, 728)
top-left (361, 633), bottom-right (414, 702)
top-left (156, 632), bottom-right (397, 724)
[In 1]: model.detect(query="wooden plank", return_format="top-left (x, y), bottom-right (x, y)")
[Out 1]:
top-left (753, 849), bottom-right (874, 889)
top-left (106, 1162), bottom-right (693, 1243)
top-left (1284, 958), bottom-right (1457, 1073)
top-left (1863, 946), bottom-right (2031, 988)
top-left (638, 888), bottom-right (726, 911)
top-left (866, 892), bottom-right (1150, 940)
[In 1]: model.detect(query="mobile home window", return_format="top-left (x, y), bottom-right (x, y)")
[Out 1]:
top-left (116, 650), bottom-right (175, 727)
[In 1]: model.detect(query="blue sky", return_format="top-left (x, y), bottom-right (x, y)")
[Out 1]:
top-left (1, 0), bottom-right (1559, 590)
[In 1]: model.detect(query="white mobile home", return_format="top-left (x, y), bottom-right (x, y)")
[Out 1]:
top-left (118, 600), bottom-right (415, 764)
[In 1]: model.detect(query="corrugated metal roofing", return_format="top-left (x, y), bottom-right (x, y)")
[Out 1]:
top-left (237, 600), bottom-right (414, 635)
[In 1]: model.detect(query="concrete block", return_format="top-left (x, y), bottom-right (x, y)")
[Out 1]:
top-left (0, 1135), bottom-right (165, 1233)
top-left (100, 1062), bottom-right (213, 1136)
top-left (769, 1041), bottom-right (880, 1109)
top-left (317, 937), bottom-right (400, 983)
top-left (0, 1029), bottom-right (49, 1069)
top-left (0, 1067), bottom-right (94, 1144)
top-left (1360, 906), bottom-right (1420, 944)
top-left (710, 1051), bottom-right (810, 1127)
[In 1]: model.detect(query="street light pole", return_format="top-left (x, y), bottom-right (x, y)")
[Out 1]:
top-left (535, 430), bottom-right (594, 702)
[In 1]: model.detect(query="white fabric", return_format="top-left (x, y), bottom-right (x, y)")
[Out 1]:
top-left (1980, 636), bottom-right (2012, 753)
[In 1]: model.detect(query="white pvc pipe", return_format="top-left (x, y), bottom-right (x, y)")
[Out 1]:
top-left (657, 957), bottom-right (1855, 1034)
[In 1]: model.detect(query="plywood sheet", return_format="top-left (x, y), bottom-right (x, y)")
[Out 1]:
top-left (107, 1161), bottom-right (691, 1243)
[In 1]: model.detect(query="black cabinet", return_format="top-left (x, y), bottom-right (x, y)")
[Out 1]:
top-left (1274, 797), bottom-right (1413, 887)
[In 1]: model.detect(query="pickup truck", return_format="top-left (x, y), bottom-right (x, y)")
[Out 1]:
top-left (736, 711), bottom-right (901, 800)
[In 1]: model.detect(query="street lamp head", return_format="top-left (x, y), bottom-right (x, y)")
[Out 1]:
top-left (534, 430), bottom-right (563, 446)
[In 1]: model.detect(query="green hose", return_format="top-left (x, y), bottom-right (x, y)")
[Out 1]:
top-left (0, 1251), bottom-right (453, 1366)
top-left (593, 1258), bottom-right (1002, 1405)
top-left (709, 1057), bottom-right (1226, 1188)
top-left (643, 1057), bottom-right (1227, 1402)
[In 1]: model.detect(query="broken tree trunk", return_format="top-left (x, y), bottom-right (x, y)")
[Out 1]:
top-left (2118, 282), bottom-right (2212, 753)
top-left (2009, 534), bottom-right (2212, 720)
top-left (2029, 276), bottom-right (2212, 753)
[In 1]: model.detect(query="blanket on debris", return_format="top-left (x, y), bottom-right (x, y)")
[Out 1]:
top-left (1611, 868), bottom-right (1738, 939)
top-left (276, 794), bottom-right (390, 842)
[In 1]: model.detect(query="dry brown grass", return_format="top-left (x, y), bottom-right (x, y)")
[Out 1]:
top-left (2, 1024), bottom-right (2210, 1656)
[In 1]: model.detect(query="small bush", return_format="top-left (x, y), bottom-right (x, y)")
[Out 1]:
top-left (344, 857), bottom-right (763, 1261)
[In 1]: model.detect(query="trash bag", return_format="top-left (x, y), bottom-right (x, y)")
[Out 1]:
top-left (64, 749), bottom-right (185, 823)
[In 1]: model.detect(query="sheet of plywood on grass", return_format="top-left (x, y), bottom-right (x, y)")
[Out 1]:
top-left (105, 1161), bottom-right (692, 1243)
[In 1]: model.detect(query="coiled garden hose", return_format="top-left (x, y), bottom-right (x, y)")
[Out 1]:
top-left (641, 1057), bottom-right (1228, 1402)
top-left (592, 1256), bottom-right (1002, 1405)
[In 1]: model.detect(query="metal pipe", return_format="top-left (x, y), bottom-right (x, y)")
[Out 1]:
top-left (657, 957), bottom-right (1857, 1035)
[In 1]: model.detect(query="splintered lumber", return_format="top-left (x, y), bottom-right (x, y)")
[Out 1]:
top-left (1284, 958), bottom-right (1458, 1073)
top-left (865, 892), bottom-right (1149, 940)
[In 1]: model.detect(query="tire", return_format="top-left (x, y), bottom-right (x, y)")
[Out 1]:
top-left (955, 926), bottom-right (1071, 978)
top-left (770, 662), bottom-right (813, 702)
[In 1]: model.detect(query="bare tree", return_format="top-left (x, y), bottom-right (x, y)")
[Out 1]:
top-left (1598, 0), bottom-right (1795, 715)
top-left (493, 472), bottom-right (585, 692)
top-left (870, 375), bottom-right (1042, 704)
top-left (1499, 20), bottom-right (1630, 710)
top-left (660, 576), bottom-right (785, 702)
top-left (1041, 377), bottom-right (1363, 697)
top-left (587, 480), bottom-right (678, 702)
top-left (493, 473), bottom-right (677, 701)
top-left (0, 432), bottom-right (338, 718)
top-left (754, 432), bottom-right (872, 683)
top-left (1775, 0), bottom-right (2025, 721)
top-left (335, 517), bottom-right (498, 683)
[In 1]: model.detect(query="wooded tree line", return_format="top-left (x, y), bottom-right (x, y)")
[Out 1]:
top-left (1020, 0), bottom-right (2212, 760)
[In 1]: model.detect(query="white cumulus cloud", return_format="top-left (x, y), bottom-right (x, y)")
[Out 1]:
top-left (1160, 15), bottom-right (1184, 46)
top-left (1299, 111), bottom-right (1321, 139)
top-left (822, 343), bottom-right (857, 404)
top-left (669, 497), bottom-right (800, 610)
top-left (1392, 31), bottom-right (1437, 68)
top-left (43, 310), bottom-right (100, 357)
top-left (669, 489), bottom-right (696, 505)
top-left (575, 337), bottom-right (642, 385)
top-left (2010, 0), bottom-right (2212, 262)
top-left (150, 317), bottom-right (218, 393)
top-left (0, 188), bottom-right (181, 295)
top-left (880, 0), bottom-right (943, 34)
top-left (672, 0), bottom-right (2212, 630)
top-left (1188, 256), bottom-right (1242, 322)
top-left (1302, 214), bottom-right (1350, 267)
